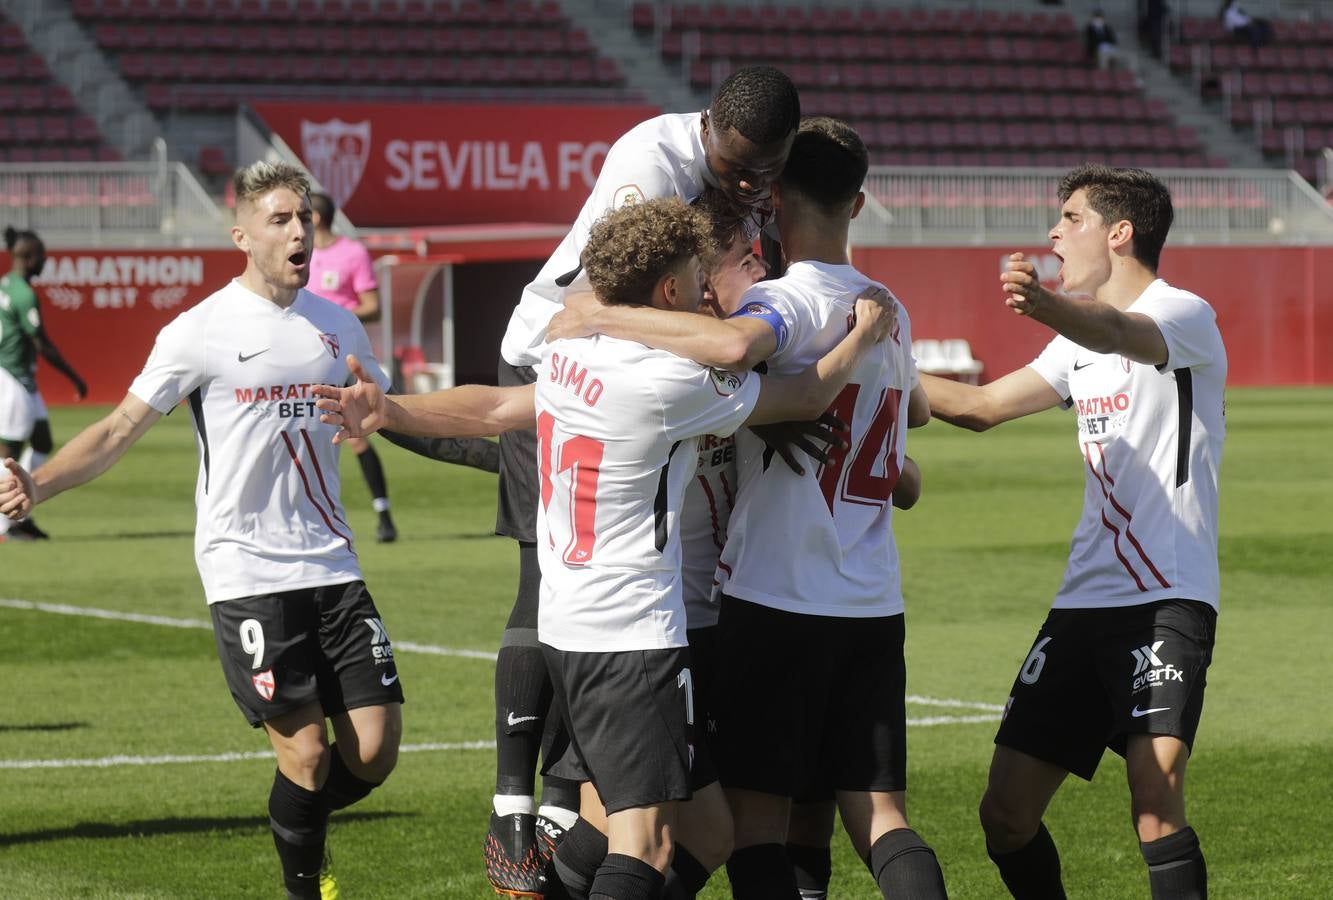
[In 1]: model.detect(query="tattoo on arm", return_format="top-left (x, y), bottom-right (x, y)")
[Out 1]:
top-left (117, 409), bottom-right (141, 429)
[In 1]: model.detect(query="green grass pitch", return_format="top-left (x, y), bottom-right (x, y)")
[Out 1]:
top-left (2, 387), bottom-right (1330, 898)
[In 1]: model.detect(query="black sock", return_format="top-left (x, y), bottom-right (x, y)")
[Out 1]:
top-left (725, 843), bottom-right (800, 900)
top-left (321, 743), bottom-right (380, 811)
top-left (590, 852), bottom-right (665, 900)
top-left (663, 843), bottom-right (711, 899)
top-left (552, 818), bottom-right (609, 900)
top-left (788, 843), bottom-right (831, 899)
top-left (866, 828), bottom-right (947, 899)
top-left (356, 443), bottom-right (389, 502)
top-left (541, 774), bottom-right (582, 815)
top-left (495, 543), bottom-right (550, 796)
top-left (987, 822), bottom-right (1066, 900)
top-left (1141, 826), bottom-right (1207, 900)
top-left (268, 769), bottom-right (328, 900)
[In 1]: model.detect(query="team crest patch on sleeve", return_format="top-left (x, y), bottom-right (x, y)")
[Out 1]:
top-left (709, 368), bottom-right (745, 396)
top-left (612, 184), bottom-right (645, 207)
top-left (252, 669), bottom-right (276, 701)
top-left (319, 332), bottom-right (340, 358)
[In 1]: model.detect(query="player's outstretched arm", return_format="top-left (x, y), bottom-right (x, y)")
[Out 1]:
top-left (378, 432), bottom-right (500, 473)
top-left (1001, 252), bottom-right (1168, 365)
top-left (0, 392), bottom-right (160, 518)
top-left (548, 291), bottom-right (777, 372)
top-left (920, 368), bottom-right (1062, 432)
top-left (747, 292), bottom-right (896, 426)
top-left (315, 354), bottom-right (536, 440)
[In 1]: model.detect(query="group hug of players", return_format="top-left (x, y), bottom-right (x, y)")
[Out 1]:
top-left (1, 64), bottom-right (1224, 900)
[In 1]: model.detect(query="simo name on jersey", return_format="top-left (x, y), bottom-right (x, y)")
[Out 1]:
top-left (235, 383), bottom-right (323, 419)
top-left (548, 351), bottom-right (605, 408)
top-left (1076, 391), bottom-right (1132, 438)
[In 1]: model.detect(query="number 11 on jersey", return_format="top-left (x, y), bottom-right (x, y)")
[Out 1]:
top-left (537, 411), bottom-right (606, 566)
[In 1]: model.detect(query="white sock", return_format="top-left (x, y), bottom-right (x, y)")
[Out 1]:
top-left (537, 804), bottom-right (578, 830)
top-left (372, 497), bottom-right (390, 513)
top-left (493, 794), bottom-right (536, 817)
top-left (0, 515), bottom-right (9, 536)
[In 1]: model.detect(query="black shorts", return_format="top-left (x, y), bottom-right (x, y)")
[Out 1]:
top-left (542, 644), bottom-right (694, 814)
top-left (495, 359), bottom-right (538, 542)
top-left (686, 626), bottom-right (720, 791)
top-left (713, 596), bottom-right (908, 798)
top-left (210, 581), bottom-right (404, 727)
top-left (995, 598), bottom-right (1216, 781)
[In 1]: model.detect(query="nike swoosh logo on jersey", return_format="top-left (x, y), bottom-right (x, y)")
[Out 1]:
top-left (238, 348), bottom-right (270, 363)
top-left (1131, 705), bottom-right (1170, 717)
top-left (381, 673), bottom-right (399, 686)
top-left (507, 712), bottom-right (539, 727)
top-left (1073, 360), bottom-right (1094, 371)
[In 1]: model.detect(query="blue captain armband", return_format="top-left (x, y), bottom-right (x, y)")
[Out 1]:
top-left (728, 300), bottom-right (789, 353)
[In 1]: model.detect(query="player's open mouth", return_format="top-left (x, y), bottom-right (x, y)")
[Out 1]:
top-left (288, 251), bottom-right (308, 267)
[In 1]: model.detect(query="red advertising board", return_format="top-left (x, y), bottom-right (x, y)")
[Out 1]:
top-left (33, 250), bottom-right (243, 405)
top-left (251, 102), bottom-right (659, 227)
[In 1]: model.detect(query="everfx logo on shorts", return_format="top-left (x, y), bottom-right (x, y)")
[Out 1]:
top-left (365, 616), bottom-right (394, 664)
top-left (1130, 640), bottom-right (1183, 691)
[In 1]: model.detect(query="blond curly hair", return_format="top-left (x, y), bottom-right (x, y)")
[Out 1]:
top-left (581, 197), bottom-right (714, 305)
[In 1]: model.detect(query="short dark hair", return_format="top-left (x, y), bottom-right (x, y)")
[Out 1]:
top-left (4, 225), bottom-right (39, 252)
top-left (581, 198), bottom-right (713, 306)
top-left (691, 187), bottom-right (748, 272)
top-left (1059, 164), bottom-right (1174, 271)
top-left (779, 117), bottom-right (868, 212)
top-left (309, 191), bottom-right (335, 225)
top-left (710, 66), bottom-right (800, 145)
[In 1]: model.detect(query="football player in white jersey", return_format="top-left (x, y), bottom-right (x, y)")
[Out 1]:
top-left (1, 162), bottom-right (402, 900)
top-left (546, 118), bottom-right (944, 900)
top-left (314, 196), bottom-right (898, 900)
top-left (921, 164), bottom-right (1225, 900)
top-left (487, 64), bottom-right (801, 895)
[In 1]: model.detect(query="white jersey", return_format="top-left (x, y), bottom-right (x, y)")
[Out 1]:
top-left (680, 436), bottom-right (738, 629)
top-left (129, 280), bottom-right (390, 605)
top-left (535, 335), bottom-right (759, 652)
top-left (716, 261), bottom-right (918, 618)
top-left (1028, 278), bottom-right (1226, 611)
top-left (501, 113), bottom-right (770, 367)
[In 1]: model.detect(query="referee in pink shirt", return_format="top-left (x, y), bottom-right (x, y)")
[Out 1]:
top-left (309, 192), bottom-right (398, 542)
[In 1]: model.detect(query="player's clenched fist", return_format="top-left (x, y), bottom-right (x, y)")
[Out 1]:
top-left (0, 458), bottom-right (36, 520)
top-left (1000, 251), bottom-right (1054, 316)
top-left (853, 284), bottom-right (899, 342)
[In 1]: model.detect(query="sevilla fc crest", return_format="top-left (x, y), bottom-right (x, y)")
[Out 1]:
top-left (319, 332), bottom-right (340, 358)
top-left (252, 669), bottom-right (276, 701)
top-left (301, 118), bottom-right (371, 208)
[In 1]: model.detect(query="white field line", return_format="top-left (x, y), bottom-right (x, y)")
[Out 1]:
top-left (0, 741), bottom-right (497, 771)
top-left (0, 597), bottom-right (1001, 771)
top-left (0, 597), bottom-right (499, 661)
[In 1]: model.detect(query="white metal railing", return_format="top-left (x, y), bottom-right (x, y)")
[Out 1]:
top-left (0, 161), bottom-right (228, 247)
top-left (854, 166), bottom-right (1333, 246)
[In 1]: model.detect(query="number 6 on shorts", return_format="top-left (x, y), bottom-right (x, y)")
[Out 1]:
top-left (1019, 636), bottom-right (1052, 685)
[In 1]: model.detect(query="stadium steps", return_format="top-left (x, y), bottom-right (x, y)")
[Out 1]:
top-left (0, 0), bottom-right (161, 160)
top-left (1103, 5), bottom-right (1269, 171)
top-left (558, 0), bottom-right (699, 113)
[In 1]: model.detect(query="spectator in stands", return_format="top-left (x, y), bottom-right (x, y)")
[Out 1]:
top-left (1219, 0), bottom-right (1271, 48)
top-left (308, 192), bottom-right (400, 542)
top-left (1139, 0), bottom-right (1171, 60)
top-left (0, 226), bottom-right (86, 543)
top-left (1085, 10), bottom-right (1122, 70)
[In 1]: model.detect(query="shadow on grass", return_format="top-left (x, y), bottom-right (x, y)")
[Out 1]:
top-left (0, 722), bottom-right (89, 733)
top-left (0, 810), bottom-right (412, 847)
top-left (58, 530), bottom-right (195, 543)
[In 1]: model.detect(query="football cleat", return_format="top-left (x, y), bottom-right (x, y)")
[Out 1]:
top-left (375, 511), bottom-right (398, 543)
top-left (319, 847), bottom-right (339, 900)
top-left (7, 518), bottom-right (48, 540)
top-left (534, 813), bottom-right (568, 863)
top-left (484, 811), bottom-right (547, 898)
